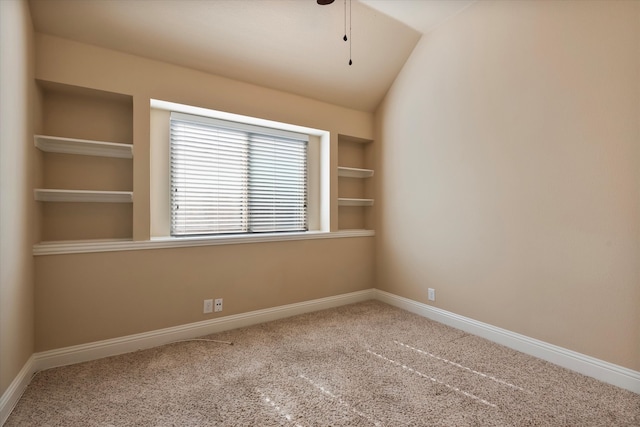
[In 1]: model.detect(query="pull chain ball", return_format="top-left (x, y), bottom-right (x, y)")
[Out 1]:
top-left (343, 35), bottom-right (347, 41)
top-left (349, 59), bottom-right (352, 66)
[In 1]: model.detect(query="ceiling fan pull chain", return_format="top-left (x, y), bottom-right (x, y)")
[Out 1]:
top-left (343, 0), bottom-right (347, 41)
top-left (317, 0), bottom-right (351, 65)
top-left (348, 0), bottom-right (352, 65)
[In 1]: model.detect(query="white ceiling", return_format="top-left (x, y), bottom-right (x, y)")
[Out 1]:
top-left (28, 0), bottom-right (472, 112)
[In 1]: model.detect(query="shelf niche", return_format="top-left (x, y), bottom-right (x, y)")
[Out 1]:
top-left (36, 81), bottom-right (134, 242)
top-left (337, 134), bottom-right (374, 231)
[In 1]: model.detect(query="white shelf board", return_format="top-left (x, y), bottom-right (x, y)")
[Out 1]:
top-left (34, 189), bottom-right (133, 203)
top-left (338, 198), bottom-right (374, 207)
top-left (34, 135), bottom-right (133, 159)
top-left (338, 166), bottom-right (374, 178)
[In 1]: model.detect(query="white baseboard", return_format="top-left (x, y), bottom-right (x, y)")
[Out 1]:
top-left (3, 287), bottom-right (638, 425)
top-left (0, 355), bottom-right (36, 426)
top-left (32, 289), bottom-right (375, 372)
top-left (373, 289), bottom-right (640, 394)
top-left (0, 289), bottom-right (373, 425)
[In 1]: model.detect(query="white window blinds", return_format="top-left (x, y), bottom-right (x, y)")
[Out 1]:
top-left (170, 112), bottom-right (308, 236)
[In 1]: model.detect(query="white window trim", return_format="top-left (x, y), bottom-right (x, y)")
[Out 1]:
top-left (150, 99), bottom-right (330, 238)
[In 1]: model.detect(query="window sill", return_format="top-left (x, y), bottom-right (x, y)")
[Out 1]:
top-left (32, 229), bottom-right (375, 256)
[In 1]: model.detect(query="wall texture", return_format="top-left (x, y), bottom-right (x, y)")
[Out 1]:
top-left (375, 0), bottom-right (640, 370)
top-left (33, 34), bottom-right (375, 351)
top-left (0, 0), bottom-right (40, 395)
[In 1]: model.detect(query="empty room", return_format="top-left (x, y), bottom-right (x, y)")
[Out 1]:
top-left (1, 0), bottom-right (638, 425)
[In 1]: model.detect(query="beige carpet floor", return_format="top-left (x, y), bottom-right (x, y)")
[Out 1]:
top-left (6, 301), bottom-right (640, 426)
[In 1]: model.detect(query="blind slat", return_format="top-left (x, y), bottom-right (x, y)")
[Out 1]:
top-left (171, 113), bottom-right (307, 236)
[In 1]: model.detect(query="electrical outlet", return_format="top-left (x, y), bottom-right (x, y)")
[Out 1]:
top-left (203, 299), bottom-right (213, 314)
top-left (428, 288), bottom-right (436, 302)
top-left (214, 298), bottom-right (223, 312)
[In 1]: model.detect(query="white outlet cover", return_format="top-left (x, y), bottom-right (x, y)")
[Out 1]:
top-left (428, 288), bottom-right (435, 301)
top-left (203, 299), bottom-right (213, 314)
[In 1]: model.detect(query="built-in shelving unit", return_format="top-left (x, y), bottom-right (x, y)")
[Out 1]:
top-left (34, 135), bottom-right (133, 204)
top-left (34, 135), bottom-right (133, 159)
top-left (34, 189), bottom-right (133, 203)
top-left (337, 134), bottom-right (374, 231)
top-left (35, 81), bottom-right (134, 242)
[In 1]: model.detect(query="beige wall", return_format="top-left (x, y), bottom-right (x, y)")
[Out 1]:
top-left (14, 0), bottom-right (637, 387)
top-left (0, 0), bottom-right (40, 395)
top-left (33, 34), bottom-right (375, 351)
top-left (375, 0), bottom-right (640, 371)
top-left (35, 238), bottom-right (374, 350)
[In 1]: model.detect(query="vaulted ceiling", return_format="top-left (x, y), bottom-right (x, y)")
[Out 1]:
top-left (28, 0), bottom-right (473, 112)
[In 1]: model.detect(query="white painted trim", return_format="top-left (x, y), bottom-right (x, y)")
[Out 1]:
top-left (0, 355), bottom-right (36, 426)
top-left (33, 289), bottom-right (375, 372)
top-left (33, 229), bottom-right (375, 256)
top-left (1, 290), bottom-right (372, 423)
top-left (150, 99), bottom-right (329, 137)
top-left (373, 290), bottom-right (640, 394)
top-left (6, 288), bottom-right (635, 425)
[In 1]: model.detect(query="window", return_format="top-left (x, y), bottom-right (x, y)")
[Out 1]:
top-left (170, 112), bottom-right (308, 236)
